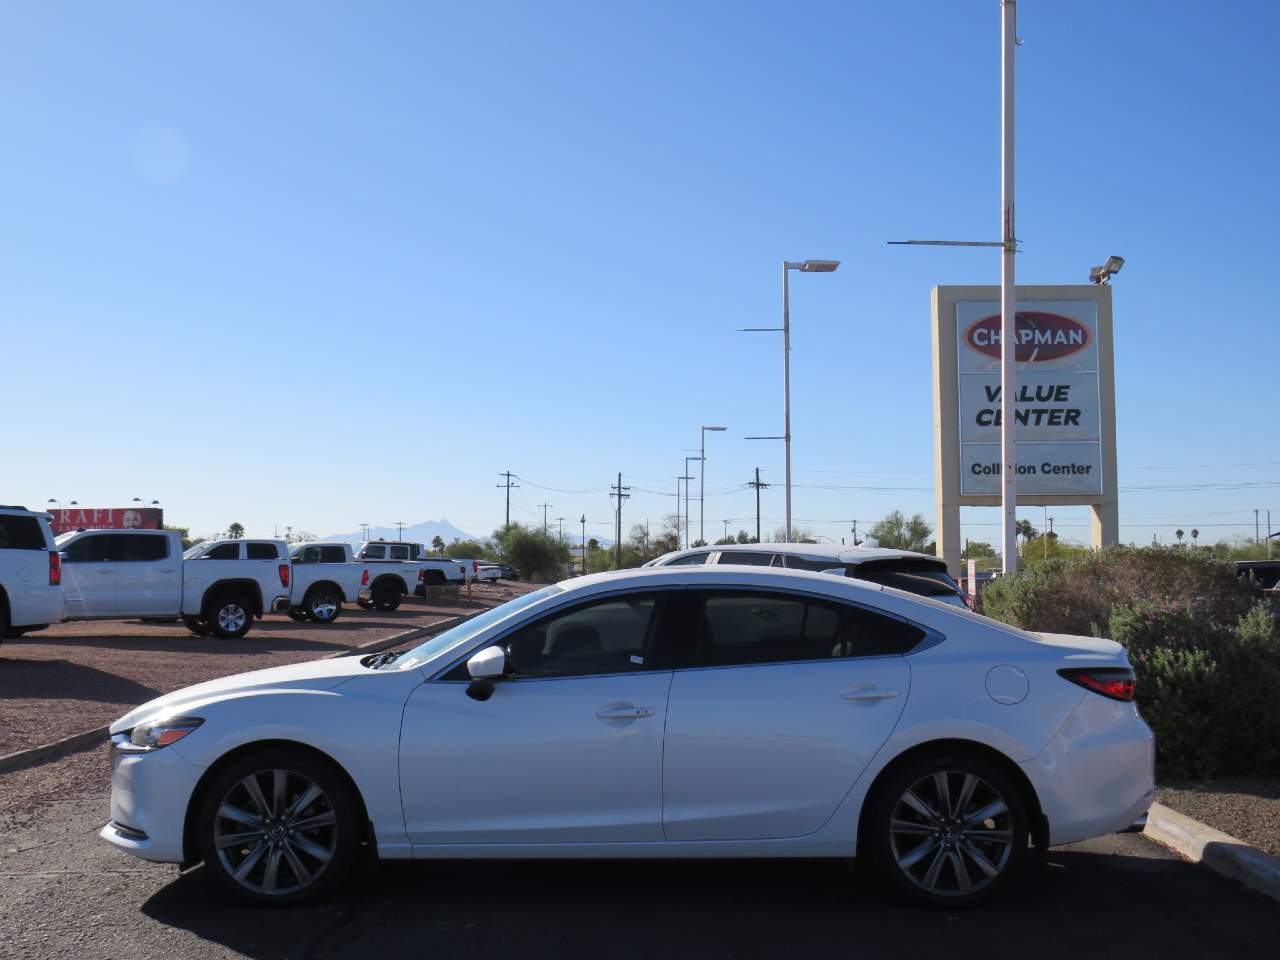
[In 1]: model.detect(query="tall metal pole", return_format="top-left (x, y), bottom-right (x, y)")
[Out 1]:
top-left (700, 431), bottom-right (706, 546)
top-left (684, 456), bottom-right (697, 547)
top-left (999, 0), bottom-right (1019, 575)
top-left (581, 514), bottom-right (586, 572)
top-left (783, 263), bottom-right (793, 542)
top-left (675, 476), bottom-right (683, 549)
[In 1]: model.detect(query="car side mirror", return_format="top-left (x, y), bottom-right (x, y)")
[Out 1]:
top-left (465, 645), bottom-right (508, 701)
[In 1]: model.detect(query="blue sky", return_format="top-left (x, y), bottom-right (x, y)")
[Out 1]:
top-left (4, 1), bottom-right (1277, 549)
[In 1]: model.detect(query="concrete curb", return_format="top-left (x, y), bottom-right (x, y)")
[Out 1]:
top-left (1145, 801), bottom-right (1280, 903)
top-left (0, 610), bottom-right (485, 777)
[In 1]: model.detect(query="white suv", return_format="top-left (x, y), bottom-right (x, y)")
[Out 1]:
top-left (0, 505), bottom-right (64, 642)
top-left (645, 542), bottom-right (968, 607)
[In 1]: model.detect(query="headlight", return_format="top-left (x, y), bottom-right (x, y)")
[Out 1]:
top-left (128, 717), bottom-right (203, 750)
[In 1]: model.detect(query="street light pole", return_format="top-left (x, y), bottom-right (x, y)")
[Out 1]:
top-left (999, 0), bottom-right (1019, 575)
top-left (700, 425), bottom-right (726, 546)
top-left (580, 514), bottom-right (586, 572)
top-left (684, 456), bottom-right (698, 547)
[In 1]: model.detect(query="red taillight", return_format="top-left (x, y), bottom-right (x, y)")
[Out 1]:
top-left (1058, 667), bottom-right (1136, 702)
top-left (49, 550), bottom-right (61, 586)
top-left (361, 569), bottom-right (370, 586)
top-left (279, 563), bottom-right (290, 588)
top-left (417, 569), bottom-right (425, 582)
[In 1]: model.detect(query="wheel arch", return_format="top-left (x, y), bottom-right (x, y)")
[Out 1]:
top-left (303, 580), bottom-right (343, 601)
top-left (181, 738), bottom-right (372, 866)
top-left (202, 579), bottom-right (265, 618)
top-left (854, 738), bottom-right (1047, 855)
top-left (370, 573), bottom-right (408, 595)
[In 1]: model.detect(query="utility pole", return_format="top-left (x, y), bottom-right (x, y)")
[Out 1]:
top-left (998, 0), bottom-right (1018, 575)
top-left (496, 471), bottom-right (519, 528)
top-left (556, 517), bottom-right (565, 543)
top-left (748, 467), bottom-right (769, 543)
top-left (851, 519), bottom-right (858, 545)
top-left (723, 519), bottom-right (730, 542)
top-left (580, 514), bottom-right (587, 572)
top-left (539, 503), bottom-right (552, 537)
top-left (395, 521), bottom-right (406, 539)
top-left (610, 473), bottom-right (631, 568)
top-left (1268, 510), bottom-right (1273, 560)
top-left (674, 476), bottom-right (684, 549)
top-left (359, 523), bottom-right (370, 542)
top-left (1256, 508), bottom-right (1261, 545)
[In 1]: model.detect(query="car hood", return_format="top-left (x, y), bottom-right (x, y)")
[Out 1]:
top-left (109, 656), bottom-right (368, 734)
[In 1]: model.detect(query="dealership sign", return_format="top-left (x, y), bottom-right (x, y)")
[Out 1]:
top-left (48, 507), bottom-right (164, 536)
top-left (956, 300), bottom-right (1103, 496)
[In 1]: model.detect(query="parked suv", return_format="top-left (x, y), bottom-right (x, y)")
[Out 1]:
top-left (0, 505), bottom-right (64, 643)
top-left (645, 542), bottom-right (968, 607)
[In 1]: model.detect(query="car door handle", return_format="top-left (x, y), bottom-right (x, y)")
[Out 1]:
top-left (842, 688), bottom-right (899, 701)
top-left (595, 705), bottom-right (655, 720)
top-left (97, 568), bottom-right (113, 574)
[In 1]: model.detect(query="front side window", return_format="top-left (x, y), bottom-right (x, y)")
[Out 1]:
top-left (62, 534), bottom-right (112, 564)
top-left (246, 542), bottom-right (279, 560)
top-left (203, 542), bottom-right (241, 560)
top-left (694, 591), bottom-right (925, 667)
top-left (716, 550), bottom-right (776, 566)
top-left (363, 544), bottom-right (386, 559)
top-left (294, 546), bottom-right (322, 564)
top-left (501, 594), bottom-right (661, 678)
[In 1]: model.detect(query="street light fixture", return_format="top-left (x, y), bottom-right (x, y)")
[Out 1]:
top-left (741, 259), bottom-right (840, 542)
top-left (699, 425), bottom-right (727, 546)
top-left (1088, 255), bottom-right (1125, 285)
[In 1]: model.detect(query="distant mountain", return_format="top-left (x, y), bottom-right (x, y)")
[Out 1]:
top-left (323, 520), bottom-right (480, 548)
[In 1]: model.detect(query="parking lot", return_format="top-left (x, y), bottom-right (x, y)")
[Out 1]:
top-left (2, 739), bottom-right (1278, 960)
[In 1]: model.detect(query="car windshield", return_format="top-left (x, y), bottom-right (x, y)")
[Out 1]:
top-left (390, 585), bottom-right (562, 671)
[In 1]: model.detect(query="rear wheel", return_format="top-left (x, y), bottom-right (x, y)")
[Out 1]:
top-left (305, 587), bottom-right (342, 624)
top-left (867, 752), bottom-right (1028, 907)
top-left (183, 614), bottom-right (213, 637)
top-left (208, 593), bottom-right (253, 640)
top-left (372, 585), bottom-right (401, 611)
top-left (197, 747), bottom-right (361, 906)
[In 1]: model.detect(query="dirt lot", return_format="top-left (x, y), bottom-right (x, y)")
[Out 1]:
top-left (1159, 778), bottom-right (1280, 858)
top-left (0, 582), bottom-right (532, 754)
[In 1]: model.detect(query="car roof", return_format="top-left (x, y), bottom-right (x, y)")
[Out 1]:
top-left (650, 542), bottom-right (943, 566)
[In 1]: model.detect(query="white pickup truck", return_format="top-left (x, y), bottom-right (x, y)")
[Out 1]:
top-left (355, 540), bottom-right (466, 609)
top-left (0, 505), bottom-right (64, 643)
top-left (286, 541), bottom-right (372, 623)
top-left (56, 529), bottom-right (293, 639)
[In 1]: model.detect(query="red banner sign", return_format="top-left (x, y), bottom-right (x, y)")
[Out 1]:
top-left (49, 507), bottom-right (164, 536)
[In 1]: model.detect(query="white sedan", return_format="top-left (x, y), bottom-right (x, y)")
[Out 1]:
top-left (101, 566), bottom-right (1154, 906)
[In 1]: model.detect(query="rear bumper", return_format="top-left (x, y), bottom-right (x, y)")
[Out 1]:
top-left (270, 595), bottom-right (292, 613)
top-left (1020, 694), bottom-right (1156, 847)
top-left (358, 588), bottom-right (373, 603)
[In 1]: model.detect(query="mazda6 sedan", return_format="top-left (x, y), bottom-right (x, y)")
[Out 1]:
top-left (101, 566), bottom-right (1155, 907)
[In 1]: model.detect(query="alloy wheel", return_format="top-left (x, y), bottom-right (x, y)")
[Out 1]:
top-left (310, 594), bottom-right (338, 621)
top-left (888, 770), bottom-right (1015, 898)
top-left (213, 768), bottom-right (339, 896)
top-left (216, 602), bottom-right (248, 634)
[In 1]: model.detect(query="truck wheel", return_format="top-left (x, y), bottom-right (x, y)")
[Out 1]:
top-left (357, 599), bottom-right (374, 610)
top-left (286, 608), bottom-right (309, 622)
top-left (372, 585), bottom-right (401, 611)
top-left (0, 605), bottom-right (8, 644)
top-left (183, 614), bottom-right (213, 637)
top-left (209, 593), bottom-right (253, 640)
top-left (305, 587), bottom-right (342, 624)
top-left (423, 571), bottom-right (446, 586)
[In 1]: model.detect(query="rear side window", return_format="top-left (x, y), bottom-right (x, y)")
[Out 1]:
top-left (203, 542), bottom-right (241, 560)
top-left (695, 591), bottom-right (925, 667)
top-left (246, 543), bottom-right (279, 560)
top-left (716, 551), bottom-right (776, 566)
top-left (117, 534), bottom-right (168, 562)
top-left (408, 543), bottom-right (422, 560)
top-left (0, 515), bottom-right (47, 550)
top-left (389, 545), bottom-right (410, 560)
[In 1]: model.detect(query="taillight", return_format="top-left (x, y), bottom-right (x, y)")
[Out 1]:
top-left (278, 564), bottom-right (290, 588)
top-left (49, 550), bottom-right (61, 586)
top-left (1058, 667), bottom-right (1136, 702)
top-left (361, 569), bottom-right (370, 586)
top-left (417, 569), bottom-right (425, 582)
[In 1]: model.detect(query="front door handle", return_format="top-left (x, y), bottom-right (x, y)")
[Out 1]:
top-left (842, 688), bottom-right (899, 701)
top-left (595, 705), bottom-right (655, 720)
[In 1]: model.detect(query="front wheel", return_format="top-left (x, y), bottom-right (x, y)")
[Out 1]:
top-left (372, 585), bottom-right (401, 611)
top-left (866, 753), bottom-right (1028, 907)
top-left (183, 614), bottom-right (213, 637)
top-left (197, 748), bottom-right (361, 905)
top-left (208, 594), bottom-right (253, 640)
top-left (305, 588), bottom-right (342, 624)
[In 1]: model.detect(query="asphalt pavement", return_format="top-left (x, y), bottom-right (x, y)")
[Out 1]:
top-left (2, 746), bottom-right (1277, 960)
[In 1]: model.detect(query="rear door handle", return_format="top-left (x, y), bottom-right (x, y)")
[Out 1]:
top-left (842, 688), bottom-right (899, 701)
top-left (595, 705), bottom-right (655, 720)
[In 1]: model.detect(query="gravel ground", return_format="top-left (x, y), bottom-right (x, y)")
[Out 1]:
top-left (0, 582), bottom-right (533, 754)
top-left (1158, 778), bottom-right (1280, 857)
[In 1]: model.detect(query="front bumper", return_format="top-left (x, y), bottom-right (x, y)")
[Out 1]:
top-left (101, 734), bottom-right (205, 864)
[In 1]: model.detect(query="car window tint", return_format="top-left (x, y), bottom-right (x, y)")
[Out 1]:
top-left (203, 542), bottom-right (241, 560)
top-left (389, 545), bottom-right (410, 560)
top-left (363, 544), bottom-right (386, 559)
top-left (62, 535), bottom-right (111, 563)
top-left (0, 515), bottom-right (46, 550)
top-left (842, 605), bottom-right (928, 656)
top-left (246, 542), bottom-right (278, 560)
top-left (784, 555), bottom-right (843, 573)
top-left (408, 543), bottom-right (422, 560)
top-left (503, 596), bottom-right (659, 678)
top-left (716, 551), bottom-right (775, 566)
top-left (664, 552), bottom-right (709, 566)
top-left (319, 545), bottom-right (346, 563)
top-left (853, 568), bottom-right (963, 600)
top-left (118, 534), bottom-right (168, 562)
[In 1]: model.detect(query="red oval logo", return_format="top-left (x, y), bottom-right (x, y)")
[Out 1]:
top-left (963, 312), bottom-right (1091, 362)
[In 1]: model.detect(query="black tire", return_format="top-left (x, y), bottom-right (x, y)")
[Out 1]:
top-left (286, 608), bottom-right (309, 622)
top-left (423, 570), bottom-right (446, 587)
top-left (183, 614), bottom-right (213, 637)
top-left (304, 586), bottom-right (342, 624)
top-left (197, 746), bottom-right (361, 906)
top-left (865, 750), bottom-right (1028, 907)
top-left (357, 598), bottom-right (374, 610)
top-left (207, 592), bottom-right (253, 640)
top-left (10, 623), bottom-right (50, 635)
top-left (372, 585), bottom-right (401, 612)
top-left (0, 604), bottom-right (8, 645)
